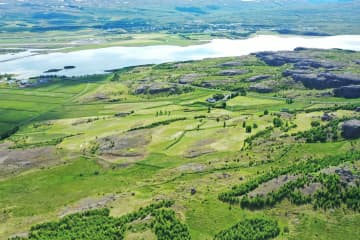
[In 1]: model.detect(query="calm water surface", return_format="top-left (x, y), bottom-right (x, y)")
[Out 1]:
top-left (1, 35), bottom-right (360, 79)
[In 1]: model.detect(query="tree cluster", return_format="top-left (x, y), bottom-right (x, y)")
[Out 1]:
top-left (219, 151), bottom-right (360, 207)
top-left (13, 200), bottom-right (187, 240)
top-left (214, 218), bottom-right (280, 240)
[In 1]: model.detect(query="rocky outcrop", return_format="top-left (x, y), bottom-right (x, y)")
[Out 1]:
top-left (134, 85), bottom-right (149, 94)
top-left (247, 75), bottom-right (271, 82)
top-left (283, 69), bottom-right (312, 77)
top-left (148, 85), bottom-right (173, 95)
top-left (200, 79), bottom-right (237, 88)
top-left (255, 51), bottom-right (344, 69)
top-left (334, 85), bottom-right (360, 98)
top-left (321, 112), bottom-right (335, 121)
top-left (291, 73), bottom-right (360, 90)
top-left (342, 120), bottom-right (360, 139)
top-left (249, 84), bottom-right (273, 93)
top-left (135, 83), bottom-right (174, 94)
top-left (218, 69), bottom-right (249, 76)
top-left (179, 73), bottom-right (204, 84)
top-left (218, 61), bottom-right (243, 67)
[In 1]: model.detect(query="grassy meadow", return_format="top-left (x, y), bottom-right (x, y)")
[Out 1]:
top-left (1, 49), bottom-right (360, 239)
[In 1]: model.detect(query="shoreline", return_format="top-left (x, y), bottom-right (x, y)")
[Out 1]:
top-left (2, 34), bottom-right (360, 79)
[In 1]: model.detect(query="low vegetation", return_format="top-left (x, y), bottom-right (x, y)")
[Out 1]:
top-left (1, 48), bottom-right (360, 240)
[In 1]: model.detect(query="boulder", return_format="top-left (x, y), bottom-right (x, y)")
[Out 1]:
top-left (334, 85), bottom-right (360, 98)
top-left (356, 107), bottom-right (360, 112)
top-left (342, 120), bottom-right (360, 139)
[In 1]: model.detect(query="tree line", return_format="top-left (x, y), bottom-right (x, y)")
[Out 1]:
top-left (219, 151), bottom-right (360, 208)
top-left (11, 200), bottom-right (192, 240)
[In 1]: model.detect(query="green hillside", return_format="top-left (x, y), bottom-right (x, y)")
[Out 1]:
top-left (1, 48), bottom-right (360, 240)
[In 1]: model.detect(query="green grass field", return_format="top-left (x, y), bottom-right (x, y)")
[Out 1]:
top-left (1, 49), bottom-right (360, 240)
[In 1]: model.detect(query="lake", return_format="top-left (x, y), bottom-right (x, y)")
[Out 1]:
top-left (1, 34), bottom-right (360, 79)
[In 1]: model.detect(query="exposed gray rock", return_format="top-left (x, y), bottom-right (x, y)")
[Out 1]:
top-left (148, 85), bottom-right (173, 94)
top-left (293, 62), bottom-right (313, 70)
top-left (317, 92), bottom-right (333, 97)
top-left (134, 85), bottom-right (149, 94)
top-left (335, 168), bottom-right (358, 185)
top-left (334, 85), bottom-right (360, 98)
top-left (283, 69), bottom-right (312, 77)
top-left (342, 120), bottom-right (360, 139)
top-left (255, 51), bottom-right (344, 69)
top-left (201, 81), bottom-right (215, 88)
top-left (98, 130), bottom-right (151, 157)
top-left (218, 69), bottom-right (249, 76)
top-left (218, 61), bottom-right (243, 67)
top-left (114, 112), bottom-right (132, 118)
top-left (134, 83), bottom-right (175, 95)
top-left (247, 75), bottom-right (271, 82)
top-left (356, 107), bottom-right (360, 112)
top-left (179, 73), bottom-right (204, 84)
top-left (200, 79), bottom-right (237, 88)
top-left (321, 112), bottom-right (335, 121)
top-left (249, 84), bottom-right (273, 93)
top-left (291, 73), bottom-right (360, 90)
top-left (94, 94), bottom-right (108, 100)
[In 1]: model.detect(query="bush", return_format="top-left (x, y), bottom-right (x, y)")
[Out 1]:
top-left (273, 117), bottom-right (283, 128)
top-left (246, 126), bottom-right (252, 133)
top-left (311, 121), bottom-right (321, 127)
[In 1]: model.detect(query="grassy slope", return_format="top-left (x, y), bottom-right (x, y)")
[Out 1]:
top-left (1, 51), bottom-right (360, 239)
